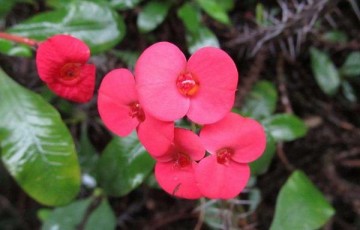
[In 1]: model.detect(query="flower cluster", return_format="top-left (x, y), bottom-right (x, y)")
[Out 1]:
top-left (36, 34), bottom-right (96, 103)
top-left (98, 42), bottom-right (266, 199)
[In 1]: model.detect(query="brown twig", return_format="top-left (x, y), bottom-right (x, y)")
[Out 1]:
top-left (236, 48), bottom-right (267, 107)
top-left (225, 0), bottom-right (341, 58)
top-left (323, 151), bottom-right (360, 215)
top-left (193, 198), bottom-right (205, 230)
top-left (276, 142), bottom-right (295, 171)
top-left (276, 55), bottom-right (293, 114)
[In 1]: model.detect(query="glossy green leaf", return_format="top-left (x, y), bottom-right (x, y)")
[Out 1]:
top-left (137, 1), bottom-right (171, 33)
top-left (340, 51), bottom-right (360, 77)
top-left (42, 196), bottom-right (115, 230)
top-left (250, 131), bottom-right (276, 175)
top-left (8, 1), bottom-right (126, 54)
top-left (84, 199), bottom-right (116, 230)
top-left (310, 47), bottom-right (340, 96)
top-left (0, 69), bottom-right (80, 206)
top-left (177, 2), bottom-right (201, 34)
top-left (263, 114), bottom-right (308, 142)
top-left (110, 0), bottom-right (142, 9)
top-left (96, 132), bottom-right (155, 197)
top-left (322, 30), bottom-right (348, 43)
top-left (196, 0), bottom-right (231, 25)
top-left (0, 39), bottom-right (32, 57)
top-left (186, 26), bottom-right (219, 54)
top-left (270, 170), bottom-right (335, 230)
top-left (241, 80), bottom-right (278, 119)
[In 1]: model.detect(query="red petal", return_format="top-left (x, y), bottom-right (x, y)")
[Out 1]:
top-left (137, 115), bottom-right (174, 161)
top-left (187, 47), bottom-right (238, 90)
top-left (98, 68), bottom-right (139, 137)
top-left (155, 161), bottom-right (203, 199)
top-left (185, 47), bottom-right (237, 124)
top-left (135, 42), bottom-right (189, 121)
top-left (36, 34), bottom-right (90, 83)
top-left (195, 155), bottom-right (250, 199)
top-left (187, 87), bottom-right (235, 124)
top-left (173, 128), bottom-right (205, 161)
top-left (47, 64), bottom-right (95, 102)
top-left (200, 113), bottom-right (266, 163)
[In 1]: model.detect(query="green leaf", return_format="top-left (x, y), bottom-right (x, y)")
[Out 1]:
top-left (186, 26), bottom-right (219, 54)
top-left (216, 0), bottom-right (234, 12)
top-left (37, 208), bottom-right (52, 222)
top-left (41, 198), bottom-right (91, 229)
top-left (8, 1), bottom-right (126, 54)
top-left (341, 81), bottom-right (357, 103)
top-left (250, 131), bottom-right (276, 175)
top-left (310, 47), bottom-right (340, 96)
top-left (340, 51), bottom-right (360, 77)
top-left (241, 80), bottom-right (278, 119)
top-left (96, 132), bottom-right (155, 196)
top-left (255, 3), bottom-right (265, 26)
top-left (84, 199), bottom-right (116, 230)
top-left (263, 114), bottom-right (308, 142)
top-left (0, 39), bottom-right (32, 57)
top-left (270, 170), bottom-right (335, 230)
top-left (46, 0), bottom-right (74, 9)
top-left (78, 124), bottom-right (99, 188)
top-left (137, 1), bottom-right (171, 33)
top-left (177, 2), bottom-right (201, 34)
top-left (0, 69), bottom-right (80, 206)
top-left (110, 0), bottom-right (142, 10)
top-left (196, 0), bottom-right (231, 25)
top-left (42, 196), bottom-right (115, 230)
top-left (322, 30), bottom-right (348, 43)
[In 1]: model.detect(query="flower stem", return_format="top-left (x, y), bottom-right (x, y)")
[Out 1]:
top-left (0, 32), bottom-right (38, 47)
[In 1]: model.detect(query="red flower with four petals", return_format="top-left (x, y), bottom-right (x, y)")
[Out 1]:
top-left (196, 112), bottom-right (266, 199)
top-left (36, 34), bottom-right (95, 103)
top-left (135, 42), bottom-right (238, 124)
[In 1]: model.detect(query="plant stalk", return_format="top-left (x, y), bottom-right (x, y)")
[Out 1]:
top-left (0, 32), bottom-right (38, 47)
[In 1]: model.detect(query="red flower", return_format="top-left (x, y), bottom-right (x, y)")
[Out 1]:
top-left (196, 113), bottom-right (266, 199)
top-left (97, 68), bottom-right (174, 158)
top-left (155, 128), bottom-right (205, 199)
top-left (135, 42), bottom-right (238, 124)
top-left (36, 34), bottom-right (95, 102)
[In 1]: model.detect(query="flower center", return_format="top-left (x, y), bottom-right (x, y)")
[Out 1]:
top-left (176, 72), bottom-right (199, 97)
top-left (60, 63), bottom-right (82, 81)
top-left (129, 102), bottom-right (145, 122)
top-left (216, 148), bottom-right (233, 165)
top-left (175, 152), bottom-right (192, 168)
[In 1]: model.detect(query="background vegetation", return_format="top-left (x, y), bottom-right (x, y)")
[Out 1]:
top-left (0, 0), bottom-right (359, 229)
